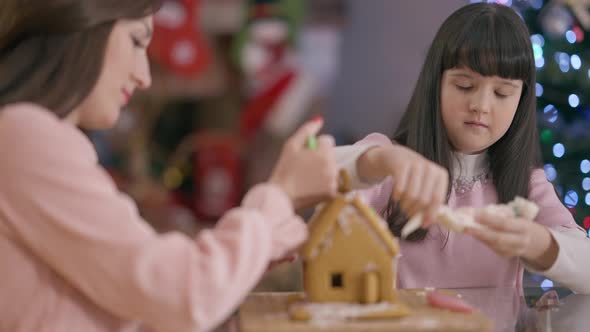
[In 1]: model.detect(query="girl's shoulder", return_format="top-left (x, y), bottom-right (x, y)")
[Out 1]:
top-left (354, 132), bottom-right (393, 147)
top-left (529, 168), bottom-right (549, 185)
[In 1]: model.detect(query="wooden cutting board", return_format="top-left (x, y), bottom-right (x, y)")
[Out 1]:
top-left (239, 291), bottom-right (493, 332)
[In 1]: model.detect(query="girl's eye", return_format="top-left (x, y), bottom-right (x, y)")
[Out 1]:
top-left (456, 84), bottom-right (472, 91)
top-left (495, 91), bottom-right (509, 98)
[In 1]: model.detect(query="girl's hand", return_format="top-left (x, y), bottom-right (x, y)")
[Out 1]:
top-left (359, 145), bottom-right (449, 222)
top-left (269, 118), bottom-right (338, 209)
top-left (466, 212), bottom-right (558, 270)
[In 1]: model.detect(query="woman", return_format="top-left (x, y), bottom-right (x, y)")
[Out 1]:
top-left (0, 1), bottom-right (338, 331)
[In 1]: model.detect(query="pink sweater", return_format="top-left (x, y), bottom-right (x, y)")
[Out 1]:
top-left (336, 133), bottom-right (590, 293)
top-left (0, 103), bottom-right (308, 332)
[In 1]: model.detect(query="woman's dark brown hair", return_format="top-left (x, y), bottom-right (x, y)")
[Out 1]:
top-left (0, 1), bottom-right (161, 117)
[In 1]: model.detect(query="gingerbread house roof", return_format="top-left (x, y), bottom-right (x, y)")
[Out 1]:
top-left (301, 194), bottom-right (399, 261)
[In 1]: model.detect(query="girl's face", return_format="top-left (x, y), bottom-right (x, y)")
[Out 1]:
top-left (67, 17), bottom-right (153, 129)
top-left (440, 67), bottom-right (523, 154)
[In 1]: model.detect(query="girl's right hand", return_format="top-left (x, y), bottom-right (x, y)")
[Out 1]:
top-left (269, 118), bottom-right (338, 209)
top-left (358, 144), bottom-right (449, 223)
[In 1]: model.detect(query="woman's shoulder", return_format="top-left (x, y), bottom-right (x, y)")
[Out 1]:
top-left (0, 103), bottom-right (94, 160)
top-left (0, 103), bottom-right (65, 136)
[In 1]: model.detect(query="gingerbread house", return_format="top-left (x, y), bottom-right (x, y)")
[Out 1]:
top-left (300, 192), bottom-right (400, 304)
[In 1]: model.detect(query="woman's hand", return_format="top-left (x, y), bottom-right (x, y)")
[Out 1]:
top-left (269, 118), bottom-right (338, 209)
top-left (358, 144), bottom-right (449, 222)
top-left (466, 212), bottom-right (559, 270)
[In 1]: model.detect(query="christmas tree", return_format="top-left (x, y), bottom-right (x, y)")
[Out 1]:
top-left (474, 0), bottom-right (590, 232)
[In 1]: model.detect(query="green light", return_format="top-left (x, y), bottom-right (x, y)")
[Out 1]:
top-left (541, 129), bottom-right (553, 144)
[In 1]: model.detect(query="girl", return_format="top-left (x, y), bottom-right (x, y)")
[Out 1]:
top-left (335, 3), bottom-right (590, 293)
top-left (0, 1), bottom-right (337, 331)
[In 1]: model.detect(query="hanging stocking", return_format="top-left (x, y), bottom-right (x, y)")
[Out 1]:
top-left (148, 0), bottom-right (211, 78)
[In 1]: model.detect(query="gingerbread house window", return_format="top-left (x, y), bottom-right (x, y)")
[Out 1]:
top-left (331, 273), bottom-right (343, 288)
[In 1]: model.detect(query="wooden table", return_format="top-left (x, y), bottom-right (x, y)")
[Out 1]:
top-left (238, 291), bottom-right (493, 332)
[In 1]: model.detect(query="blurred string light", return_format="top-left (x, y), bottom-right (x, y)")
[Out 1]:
top-left (555, 52), bottom-right (570, 72)
top-left (586, 193), bottom-right (590, 205)
top-left (581, 160), bottom-right (590, 174)
top-left (571, 54), bottom-right (582, 69)
top-left (572, 25), bottom-right (585, 42)
top-left (566, 30), bottom-right (577, 43)
top-left (543, 104), bottom-right (558, 123)
top-left (533, 44), bottom-right (544, 58)
top-left (552, 143), bottom-right (565, 158)
top-left (540, 129), bottom-right (552, 144)
top-left (536, 82), bottom-right (543, 97)
top-left (532, 35), bottom-right (544, 68)
top-left (530, 0), bottom-right (543, 10)
top-left (565, 190), bottom-right (579, 207)
top-left (541, 279), bottom-right (554, 290)
top-left (544, 164), bottom-right (557, 181)
top-left (569, 94), bottom-right (580, 107)
top-left (583, 177), bottom-right (590, 191)
top-left (531, 34), bottom-right (545, 47)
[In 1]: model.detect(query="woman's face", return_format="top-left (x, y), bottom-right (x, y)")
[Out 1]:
top-left (68, 16), bottom-right (153, 129)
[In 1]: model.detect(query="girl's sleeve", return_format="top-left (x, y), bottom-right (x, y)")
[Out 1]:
top-left (523, 169), bottom-right (590, 294)
top-left (0, 109), bottom-right (307, 332)
top-left (334, 132), bottom-right (394, 213)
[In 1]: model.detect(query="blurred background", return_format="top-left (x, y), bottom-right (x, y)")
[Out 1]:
top-left (93, 0), bottom-right (590, 290)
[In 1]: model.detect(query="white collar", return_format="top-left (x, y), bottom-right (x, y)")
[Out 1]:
top-left (452, 151), bottom-right (489, 181)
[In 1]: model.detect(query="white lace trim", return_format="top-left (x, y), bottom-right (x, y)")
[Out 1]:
top-left (452, 152), bottom-right (490, 195)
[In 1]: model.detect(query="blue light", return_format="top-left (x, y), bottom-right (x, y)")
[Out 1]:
top-left (565, 190), bottom-right (579, 207)
top-left (566, 30), bottom-right (577, 43)
top-left (553, 143), bottom-right (565, 158)
top-left (581, 160), bottom-right (590, 173)
top-left (556, 52), bottom-right (570, 72)
top-left (569, 94), bottom-right (580, 107)
top-left (541, 279), bottom-right (554, 290)
top-left (531, 0), bottom-right (543, 10)
top-left (543, 104), bottom-right (558, 123)
top-left (531, 34), bottom-right (545, 47)
top-left (532, 44), bottom-right (543, 60)
top-left (536, 83), bottom-right (543, 97)
top-left (586, 193), bottom-right (590, 205)
top-left (583, 178), bottom-right (590, 191)
top-left (571, 54), bottom-right (582, 69)
top-left (544, 164), bottom-right (557, 182)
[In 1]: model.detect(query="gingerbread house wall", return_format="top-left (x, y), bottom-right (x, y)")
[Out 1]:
top-left (303, 213), bottom-right (397, 303)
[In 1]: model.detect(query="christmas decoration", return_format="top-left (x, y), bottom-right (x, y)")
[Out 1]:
top-left (148, 0), bottom-right (211, 78)
top-left (234, 0), bottom-right (317, 140)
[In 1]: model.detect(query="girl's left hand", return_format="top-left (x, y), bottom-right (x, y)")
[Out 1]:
top-left (465, 212), bottom-right (556, 268)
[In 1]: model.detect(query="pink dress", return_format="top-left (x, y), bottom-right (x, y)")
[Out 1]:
top-left (335, 133), bottom-right (590, 293)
